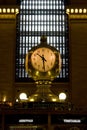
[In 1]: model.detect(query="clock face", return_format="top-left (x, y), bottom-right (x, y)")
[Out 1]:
top-left (31, 47), bottom-right (56, 72)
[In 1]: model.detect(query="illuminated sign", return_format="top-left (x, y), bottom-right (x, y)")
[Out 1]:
top-left (19, 119), bottom-right (33, 123)
top-left (63, 119), bottom-right (81, 123)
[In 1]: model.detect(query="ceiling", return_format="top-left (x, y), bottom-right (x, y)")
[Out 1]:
top-left (0, 0), bottom-right (87, 7)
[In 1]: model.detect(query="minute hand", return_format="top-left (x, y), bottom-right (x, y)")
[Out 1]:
top-left (37, 53), bottom-right (47, 62)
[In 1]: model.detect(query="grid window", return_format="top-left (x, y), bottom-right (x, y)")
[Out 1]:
top-left (16, 0), bottom-right (69, 82)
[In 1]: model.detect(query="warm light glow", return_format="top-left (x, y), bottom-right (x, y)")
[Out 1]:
top-left (34, 94), bottom-right (38, 96)
top-left (15, 8), bottom-right (19, 14)
top-left (8, 102), bottom-right (12, 106)
top-left (29, 98), bottom-right (34, 102)
top-left (7, 8), bottom-right (10, 13)
top-left (52, 98), bottom-right (57, 102)
top-left (66, 8), bottom-right (87, 14)
top-left (0, 8), bottom-right (19, 14)
top-left (75, 8), bottom-right (78, 13)
top-left (0, 8), bottom-right (2, 13)
top-left (71, 9), bottom-right (74, 13)
top-left (79, 9), bottom-right (82, 13)
top-left (3, 96), bottom-right (6, 102)
top-left (66, 9), bottom-right (69, 14)
top-left (16, 99), bottom-right (19, 102)
top-left (36, 71), bottom-right (39, 76)
top-left (49, 94), bottom-right (52, 96)
top-left (11, 8), bottom-right (15, 13)
top-left (83, 8), bottom-right (87, 13)
top-left (19, 93), bottom-right (27, 100)
top-left (48, 71), bottom-right (51, 76)
top-left (59, 92), bottom-right (66, 100)
top-left (3, 8), bottom-right (6, 13)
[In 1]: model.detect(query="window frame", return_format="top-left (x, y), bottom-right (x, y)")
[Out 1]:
top-left (15, 0), bottom-right (69, 82)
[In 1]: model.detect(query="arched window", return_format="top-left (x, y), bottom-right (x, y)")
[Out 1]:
top-left (16, 0), bottom-right (69, 82)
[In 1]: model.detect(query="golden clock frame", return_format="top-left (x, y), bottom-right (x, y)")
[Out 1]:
top-left (25, 35), bottom-right (62, 102)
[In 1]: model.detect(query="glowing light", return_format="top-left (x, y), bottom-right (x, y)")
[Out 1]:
top-left (64, 119), bottom-right (81, 123)
top-left (59, 92), bottom-right (66, 100)
top-left (29, 98), bottom-right (34, 102)
top-left (16, 99), bottom-right (19, 102)
top-left (7, 8), bottom-right (10, 13)
top-left (0, 7), bottom-right (87, 15)
top-left (0, 8), bottom-right (19, 14)
top-left (11, 8), bottom-right (14, 13)
top-left (48, 71), bottom-right (51, 76)
top-left (79, 9), bottom-right (82, 13)
top-left (19, 93), bottom-right (27, 100)
top-left (34, 94), bottom-right (38, 96)
top-left (36, 71), bottom-right (39, 76)
top-left (75, 8), bottom-right (78, 13)
top-left (66, 9), bottom-right (69, 14)
top-left (71, 9), bottom-right (74, 13)
top-left (3, 96), bottom-right (6, 102)
top-left (52, 98), bottom-right (57, 102)
top-left (3, 8), bottom-right (6, 13)
top-left (48, 94), bottom-right (52, 96)
top-left (15, 8), bottom-right (19, 14)
top-left (19, 119), bottom-right (33, 123)
top-left (83, 9), bottom-right (87, 13)
top-left (66, 8), bottom-right (87, 14)
top-left (0, 8), bottom-right (2, 13)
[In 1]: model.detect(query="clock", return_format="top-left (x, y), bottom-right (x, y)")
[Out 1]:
top-left (25, 36), bottom-right (62, 102)
top-left (31, 47), bottom-right (56, 72)
top-left (25, 35), bottom-right (62, 82)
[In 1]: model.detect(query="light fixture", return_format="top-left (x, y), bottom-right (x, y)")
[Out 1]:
top-left (75, 9), bottom-right (78, 13)
top-left (0, 8), bottom-right (2, 13)
top-left (64, 119), bottom-right (81, 123)
top-left (79, 9), bottom-right (82, 13)
top-left (3, 8), bottom-right (6, 13)
top-left (0, 8), bottom-right (19, 14)
top-left (66, 8), bottom-right (87, 14)
top-left (11, 8), bottom-right (15, 13)
top-left (52, 98), bottom-right (57, 102)
top-left (16, 99), bottom-right (19, 102)
top-left (71, 9), bottom-right (74, 13)
top-left (59, 92), bottom-right (67, 101)
top-left (29, 98), bottom-right (34, 102)
top-left (19, 93), bottom-right (28, 101)
top-left (7, 8), bottom-right (10, 13)
top-left (83, 8), bottom-right (87, 13)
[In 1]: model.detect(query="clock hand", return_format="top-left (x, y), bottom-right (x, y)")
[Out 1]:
top-left (42, 59), bottom-right (45, 71)
top-left (42, 54), bottom-right (47, 71)
top-left (42, 54), bottom-right (47, 62)
top-left (37, 53), bottom-right (47, 62)
top-left (37, 53), bottom-right (42, 58)
top-left (37, 53), bottom-right (46, 71)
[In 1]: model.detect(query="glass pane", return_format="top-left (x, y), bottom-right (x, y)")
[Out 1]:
top-left (16, 0), bottom-right (69, 82)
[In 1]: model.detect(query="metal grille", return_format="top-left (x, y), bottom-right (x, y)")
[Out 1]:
top-left (16, 0), bottom-right (69, 82)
